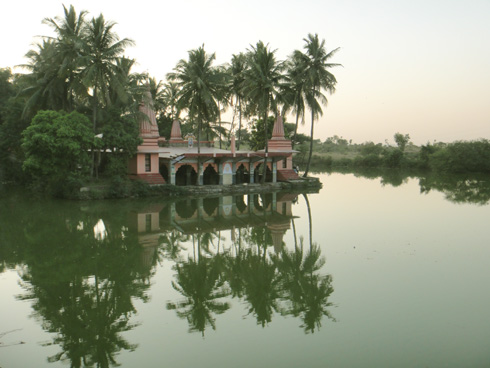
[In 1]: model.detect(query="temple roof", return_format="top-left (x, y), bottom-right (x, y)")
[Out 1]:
top-left (138, 90), bottom-right (160, 139)
top-left (170, 119), bottom-right (183, 141)
top-left (271, 115), bottom-right (286, 140)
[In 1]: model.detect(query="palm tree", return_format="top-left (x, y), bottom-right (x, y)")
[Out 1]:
top-left (300, 34), bottom-right (341, 177)
top-left (285, 51), bottom-right (308, 149)
top-left (42, 4), bottom-right (88, 111)
top-left (79, 14), bottom-right (135, 135)
top-left (160, 81), bottom-right (181, 121)
top-left (228, 53), bottom-right (247, 149)
top-left (167, 45), bottom-right (227, 185)
top-left (18, 40), bottom-right (65, 116)
top-left (243, 41), bottom-right (284, 183)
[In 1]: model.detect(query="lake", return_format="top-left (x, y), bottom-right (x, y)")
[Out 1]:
top-left (1, 171), bottom-right (489, 367)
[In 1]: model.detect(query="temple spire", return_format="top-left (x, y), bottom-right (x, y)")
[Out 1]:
top-left (138, 89), bottom-right (160, 138)
top-left (170, 119), bottom-right (183, 141)
top-left (271, 115), bottom-right (286, 140)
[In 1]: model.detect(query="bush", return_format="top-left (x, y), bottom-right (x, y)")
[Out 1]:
top-left (130, 180), bottom-right (150, 197)
top-left (429, 140), bottom-right (490, 173)
top-left (353, 154), bottom-right (383, 168)
top-left (383, 148), bottom-right (403, 168)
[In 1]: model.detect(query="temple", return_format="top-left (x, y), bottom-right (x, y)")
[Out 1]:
top-left (128, 92), bottom-right (299, 186)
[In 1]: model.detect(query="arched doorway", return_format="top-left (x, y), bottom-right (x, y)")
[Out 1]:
top-left (175, 165), bottom-right (197, 186)
top-left (236, 164), bottom-right (249, 184)
top-left (203, 165), bottom-right (219, 185)
top-left (254, 163), bottom-right (273, 183)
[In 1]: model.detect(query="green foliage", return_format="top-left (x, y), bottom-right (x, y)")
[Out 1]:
top-left (383, 148), bottom-right (404, 168)
top-left (359, 141), bottom-right (384, 156)
top-left (249, 116), bottom-right (276, 150)
top-left (99, 108), bottom-right (142, 177)
top-left (394, 132), bottom-right (410, 152)
top-left (428, 139), bottom-right (490, 173)
top-left (0, 72), bottom-right (29, 182)
top-left (354, 154), bottom-right (383, 168)
top-left (22, 110), bottom-right (93, 193)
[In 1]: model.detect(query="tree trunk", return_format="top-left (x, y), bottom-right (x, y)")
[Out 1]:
top-left (237, 98), bottom-right (242, 150)
top-left (303, 108), bottom-right (315, 177)
top-left (292, 109), bottom-right (300, 150)
top-left (91, 85), bottom-right (98, 178)
top-left (196, 115), bottom-right (202, 185)
top-left (218, 102), bottom-right (222, 149)
top-left (261, 110), bottom-right (268, 184)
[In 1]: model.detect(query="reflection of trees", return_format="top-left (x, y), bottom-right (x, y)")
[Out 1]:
top-left (158, 230), bottom-right (189, 262)
top-left (241, 247), bottom-right (283, 327)
top-left (3, 199), bottom-right (150, 367)
top-left (278, 239), bottom-right (335, 333)
top-left (167, 235), bottom-right (230, 336)
top-left (332, 168), bottom-right (490, 204)
top-left (419, 173), bottom-right (490, 205)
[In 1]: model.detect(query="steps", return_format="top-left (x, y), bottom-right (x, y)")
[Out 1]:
top-left (132, 173), bottom-right (166, 185)
top-left (277, 169), bottom-right (300, 182)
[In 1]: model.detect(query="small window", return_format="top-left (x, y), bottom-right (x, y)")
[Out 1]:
top-left (282, 159), bottom-right (287, 169)
top-left (145, 154), bottom-right (151, 172)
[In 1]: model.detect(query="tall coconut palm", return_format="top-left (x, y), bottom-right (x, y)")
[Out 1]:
top-left (285, 51), bottom-right (308, 149)
top-left (228, 52), bottom-right (247, 149)
top-left (79, 13), bottom-right (135, 134)
top-left (18, 40), bottom-right (65, 116)
top-left (42, 4), bottom-right (88, 111)
top-left (167, 45), bottom-right (227, 185)
top-left (160, 81), bottom-right (181, 121)
top-left (243, 41), bottom-right (284, 183)
top-left (300, 34), bottom-right (341, 177)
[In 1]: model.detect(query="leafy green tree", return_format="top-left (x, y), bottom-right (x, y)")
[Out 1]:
top-left (249, 116), bottom-right (275, 151)
top-left (22, 110), bottom-right (93, 194)
top-left (428, 139), bottom-right (490, 173)
top-left (299, 34), bottom-right (341, 177)
top-left (99, 108), bottom-right (142, 177)
top-left (0, 69), bottom-right (27, 182)
top-left (243, 41), bottom-right (284, 183)
top-left (394, 132), bottom-right (410, 152)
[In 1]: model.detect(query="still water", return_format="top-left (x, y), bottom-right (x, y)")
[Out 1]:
top-left (1, 172), bottom-right (489, 367)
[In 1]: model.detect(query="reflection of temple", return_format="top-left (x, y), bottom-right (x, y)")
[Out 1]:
top-left (128, 193), bottom-right (298, 267)
top-left (128, 91), bottom-right (298, 185)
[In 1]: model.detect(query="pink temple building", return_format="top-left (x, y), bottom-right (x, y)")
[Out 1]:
top-left (128, 93), bottom-right (299, 186)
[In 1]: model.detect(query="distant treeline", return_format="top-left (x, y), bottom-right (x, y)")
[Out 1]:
top-left (295, 134), bottom-right (490, 174)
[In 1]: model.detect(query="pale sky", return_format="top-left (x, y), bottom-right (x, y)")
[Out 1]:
top-left (3, 0), bottom-right (489, 145)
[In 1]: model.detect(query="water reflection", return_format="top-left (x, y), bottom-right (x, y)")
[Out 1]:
top-left (0, 199), bottom-right (150, 367)
top-left (161, 193), bottom-right (334, 335)
top-left (331, 168), bottom-right (490, 205)
top-left (0, 190), bottom-right (333, 365)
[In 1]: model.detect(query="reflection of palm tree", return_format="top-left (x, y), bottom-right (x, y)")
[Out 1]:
top-left (303, 193), bottom-right (313, 250)
top-left (278, 239), bottom-right (335, 333)
top-left (158, 230), bottom-right (189, 262)
top-left (241, 248), bottom-right (283, 327)
top-left (167, 256), bottom-right (230, 336)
